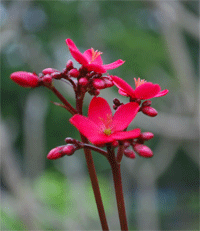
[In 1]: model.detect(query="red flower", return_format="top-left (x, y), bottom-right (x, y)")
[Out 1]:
top-left (66, 39), bottom-right (125, 73)
top-left (10, 71), bottom-right (39, 88)
top-left (112, 76), bottom-right (169, 100)
top-left (70, 97), bottom-right (140, 146)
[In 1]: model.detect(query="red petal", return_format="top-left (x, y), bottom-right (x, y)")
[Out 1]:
top-left (70, 114), bottom-right (114, 146)
top-left (112, 76), bottom-right (135, 97)
top-left (83, 49), bottom-right (103, 65)
top-left (135, 82), bottom-right (161, 99)
top-left (85, 63), bottom-right (106, 73)
top-left (154, 89), bottom-right (169, 97)
top-left (103, 59), bottom-right (125, 70)
top-left (88, 97), bottom-right (112, 127)
top-left (112, 102), bottom-right (139, 132)
top-left (66, 39), bottom-right (88, 65)
top-left (111, 128), bottom-right (141, 141)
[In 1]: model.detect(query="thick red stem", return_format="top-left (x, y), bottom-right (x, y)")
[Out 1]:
top-left (107, 146), bottom-right (128, 231)
top-left (76, 91), bottom-right (109, 231)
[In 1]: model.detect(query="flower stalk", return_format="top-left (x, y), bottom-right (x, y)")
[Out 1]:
top-left (107, 145), bottom-right (128, 231)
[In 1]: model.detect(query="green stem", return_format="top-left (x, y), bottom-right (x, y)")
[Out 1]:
top-left (107, 145), bottom-right (128, 231)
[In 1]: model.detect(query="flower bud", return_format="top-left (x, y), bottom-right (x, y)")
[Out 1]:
top-left (93, 78), bottom-right (106, 89)
top-left (133, 144), bottom-right (153, 158)
top-left (42, 68), bottom-right (58, 75)
top-left (51, 72), bottom-right (61, 79)
top-left (47, 146), bottom-right (65, 160)
top-left (65, 137), bottom-right (76, 144)
top-left (68, 68), bottom-right (80, 78)
top-left (62, 144), bottom-right (76, 156)
top-left (102, 77), bottom-right (114, 88)
top-left (112, 140), bottom-right (119, 147)
top-left (140, 132), bottom-right (154, 140)
top-left (10, 71), bottom-right (39, 88)
top-left (142, 106), bottom-right (158, 117)
top-left (79, 77), bottom-right (88, 87)
top-left (124, 149), bottom-right (136, 159)
top-left (113, 98), bottom-right (121, 106)
top-left (43, 74), bottom-right (52, 84)
top-left (142, 100), bottom-right (152, 107)
top-left (66, 60), bottom-right (74, 70)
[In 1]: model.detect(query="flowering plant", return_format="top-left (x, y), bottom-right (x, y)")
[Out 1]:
top-left (10, 38), bottom-right (168, 230)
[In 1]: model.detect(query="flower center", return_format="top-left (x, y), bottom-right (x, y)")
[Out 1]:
top-left (90, 48), bottom-right (103, 63)
top-left (134, 77), bottom-right (146, 88)
top-left (104, 128), bottom-right (112, 136)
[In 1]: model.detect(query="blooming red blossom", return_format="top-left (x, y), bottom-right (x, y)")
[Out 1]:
top-left (66, 39), bottom-right (125, 73)
top-left (70, 97), bottom-right (140, 146)
top-left (10, 71), bottom-right (39, 88)
top-left (112, 76), bottom-right (169, 100)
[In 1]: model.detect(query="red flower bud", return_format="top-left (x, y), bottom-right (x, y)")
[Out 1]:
top-left (124, 149), bottom-right (136, 159)
top-left (68, 68), bottom-right (80, 78)
top-left (142, 106), bottom-right (158, 117)
top-left (62, 144), bottom-right (76, 156)
top-left (43, 74), bottom-right (52, 84)
top-left (102, 77), bottom-right (114, 88)
top-left (142, 100), bottom-right (152, 107)
top-left (112, 140), bottom-right (119, 147)
top-left (42, 68), bottom-right (58, 75)
top-left (66, 60), bottom-right (74, 70)
top-left (93, 78), bottom-right (106, 89)
top-left (140, 132), bottom-right (154, 140)
top-left (133, 144), bottom-right (153, 157)
top-left (79, 77), bottom-right (88, 87)
top-left (10, 71), bottom-right (39, 88)
top-left (47, 146), bottom-right (65, 160)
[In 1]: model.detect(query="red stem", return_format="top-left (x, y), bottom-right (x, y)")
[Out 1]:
top-left (107, 145), bottom-right (128, 231)
top-left (76, 91), bottom-right (109, 231)
top-left (49, 86), bottom-right (77, 115)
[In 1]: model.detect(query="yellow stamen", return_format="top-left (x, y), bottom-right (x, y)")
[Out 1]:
top-left (90, 48), bottom-right (103, 63)
top-left (134, 77), bottom-right (146, 88)
top-left (104, 128), bottom-right (112, 136)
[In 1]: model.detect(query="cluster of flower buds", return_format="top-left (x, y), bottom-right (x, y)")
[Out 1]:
top-left (122, 132), bottom-right (154, 159)
top-left (113, 98), bottom-right (123, 110)
top-left (47, 144), bottom-right (76, 160)
top-left (139, 100), bottom-right (158, 117)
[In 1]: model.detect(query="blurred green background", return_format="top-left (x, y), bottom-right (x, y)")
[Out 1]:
top-left (1, 1), bottom-right (199, 230)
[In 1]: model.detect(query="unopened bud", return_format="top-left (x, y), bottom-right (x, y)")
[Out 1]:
top-left (42, 68), bottom-right (58, 75)
top-left (102, 77), bottom-right (114, 88)
top-left (10, 71), bottom-right (39, 88)
top-left (93, 78), bottom-right (106, 89)
top-left (69, 68), bottom-right (80, 78)
top-left (133, 144), bottom-right (153, 158)
top-left (66, 60), bottom-right (74, 70)
top-left (47, 146), bottom-right (65, 160)
top-left (65, 137), bottom-right (76, 143)
top-left (142, 106), bottom-right (158, 117)
top-left (140, 132), bottom-right (154, 140)
top-left (124, 149), bottom-right (136, 159)
top-left (142, 100), bottom-right (152, 107)
top-left (51, 72), bottom-right (61, 79)
top-left (79, 77), bottom-right (88, 87)
top-left (112, 140), bottom-right (119, 147)
top-left (43, 74), bottom-right (52, 84)
top-left (62, 144), bottom-right (76, 156)
top-left (113, 98), bottom-right (121, 106)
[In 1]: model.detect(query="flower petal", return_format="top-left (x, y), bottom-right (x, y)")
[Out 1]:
top-left (66, 39), bottom-right (88, 65)
top-left (112, 102), bottom-right (140, 132)
top-left (103, 59), bottom-right (125, 70)
top-left (111, 128), bottom-right (141, 141)
top-left (154, 89), bottom-right (169, 97)
top-left (135, 82), bottom-right (161, 99)
top-left (88, 97), bottom-right (112, 127)
top-left (85, 63), bottom-right (106, 73)
top-left (112, 76), bottom-right (135, 98)
top-left (70, 114), bottom-right (102, 141)
top-left (83, 49), bottom-right (103, 65)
